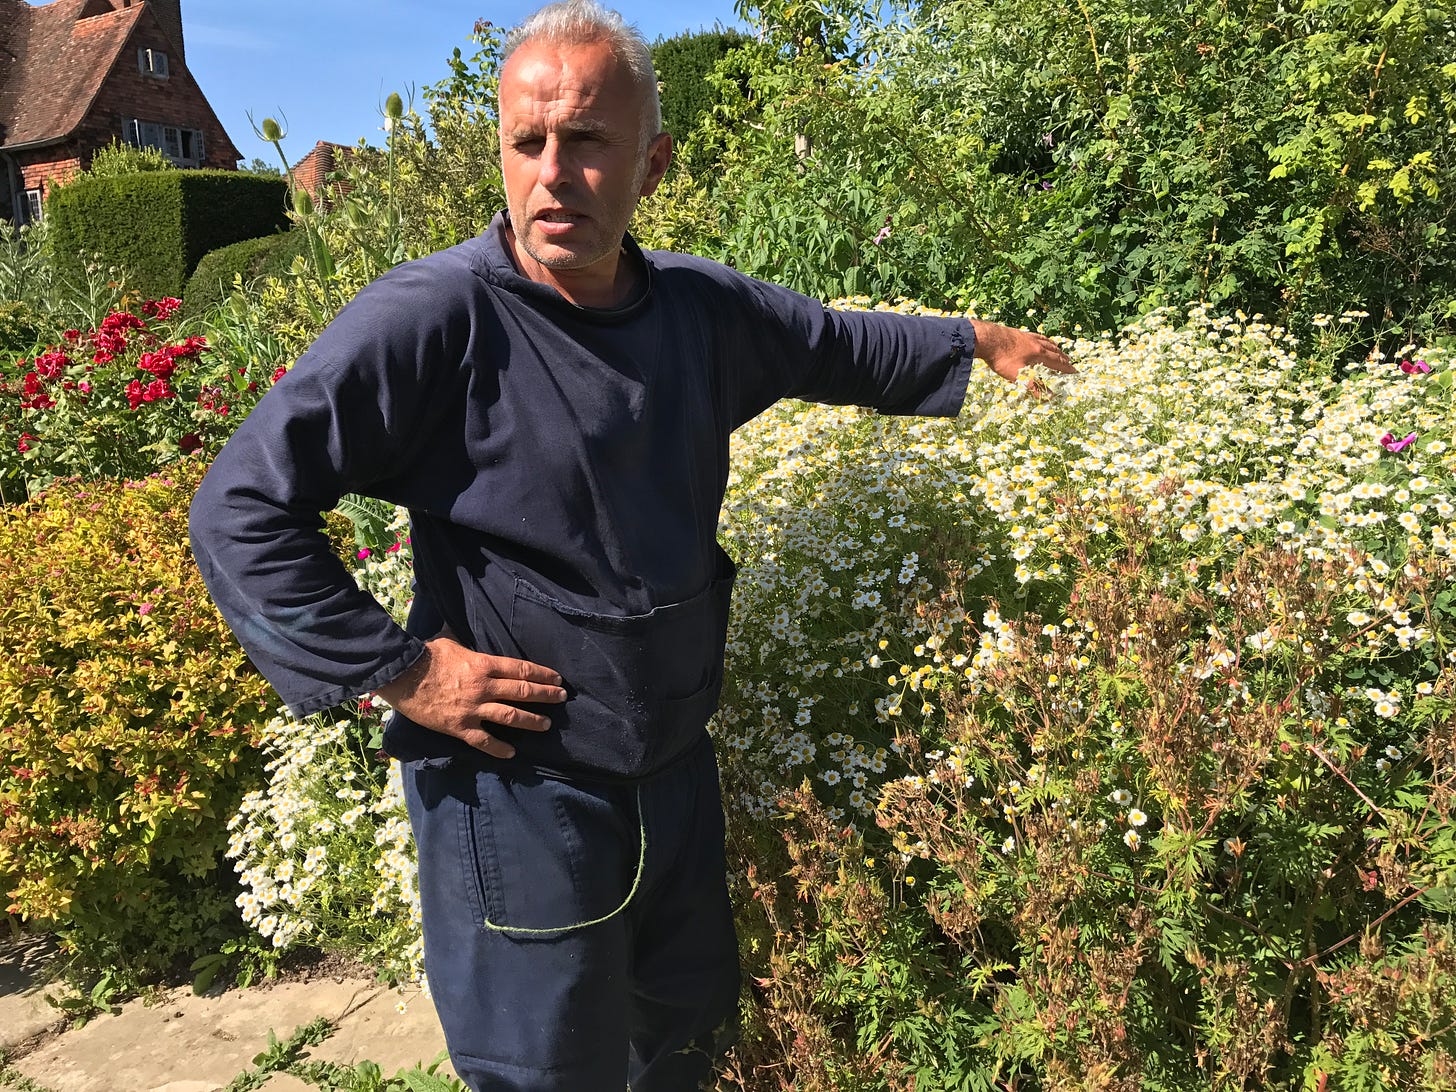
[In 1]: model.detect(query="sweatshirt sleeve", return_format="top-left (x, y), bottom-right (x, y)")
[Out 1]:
top-left (722, 270), bottom-right (977, 427)
top-left (189, 256), bottom-right (470, 718)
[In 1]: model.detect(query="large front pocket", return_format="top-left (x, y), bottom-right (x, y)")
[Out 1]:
top-left (495, 555), bottom-right (735, 780)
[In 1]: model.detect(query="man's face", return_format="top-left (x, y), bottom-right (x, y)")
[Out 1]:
top-left (498, 39), bottom-right (671, 284)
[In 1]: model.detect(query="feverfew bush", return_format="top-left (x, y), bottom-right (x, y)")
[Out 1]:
top-left (0, 463), bottom-right (272, 976)
top-left (716, 303), bottom-right (1456, 1089)
top-left (227, 709), bottom-right (423, 988)
top-left (226, 509), bottom-right (425, 989)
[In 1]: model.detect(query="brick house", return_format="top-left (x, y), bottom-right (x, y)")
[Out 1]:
top-left (289, 140), bottom-right (357, 207)
top-left (0, 0), bottom-right (241, 224)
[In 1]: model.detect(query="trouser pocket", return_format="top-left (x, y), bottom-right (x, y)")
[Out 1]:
top-left (458, 771), bottom-right (636, 935)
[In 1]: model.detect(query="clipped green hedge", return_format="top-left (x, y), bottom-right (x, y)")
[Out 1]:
top-left (46, 171), bottom-right (288, 301)
top-left (184, 229), bottom-right (308, 316)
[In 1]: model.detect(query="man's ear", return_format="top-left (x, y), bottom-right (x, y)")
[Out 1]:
top-left (638, 132), bottom-right (674, 197)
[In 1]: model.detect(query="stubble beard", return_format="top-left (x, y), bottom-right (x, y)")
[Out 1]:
top-left (511, 156), bottom-right (651, 272)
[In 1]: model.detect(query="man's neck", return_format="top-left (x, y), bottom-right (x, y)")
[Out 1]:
top-left (503, 225), bottom-right (639, 309)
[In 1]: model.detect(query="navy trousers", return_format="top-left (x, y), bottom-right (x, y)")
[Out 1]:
top-left (401, 736), bottom-right (741, 1091)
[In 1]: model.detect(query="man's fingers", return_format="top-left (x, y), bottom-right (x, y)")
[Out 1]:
top-left (482, 673), bottom-right (568, 705)
top-left (483, 653), bottom-right (565, 687)
top-left (1031, 335), bottom-right (1074, 373)
top-left (478, 702), bottom-right (554, 733)
top-left (456, 725), bottom-right (517, 759)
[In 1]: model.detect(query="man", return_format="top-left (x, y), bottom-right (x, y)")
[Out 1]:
top-left (189, 2), bottom-right (1072, 1089)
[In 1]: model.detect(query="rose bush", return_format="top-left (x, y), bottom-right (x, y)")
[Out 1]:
top-left (0, 298), bottom-right (277, 498)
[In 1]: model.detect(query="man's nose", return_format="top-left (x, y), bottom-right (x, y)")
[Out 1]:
top-left (538, 137), bottom-right (569, 189)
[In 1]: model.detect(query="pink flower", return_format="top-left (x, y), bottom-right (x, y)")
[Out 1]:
top-left (1400, 359), bottom-right (1431, 375)
top-left (1380, 431), bottom-right (1417, 453)
top-left (357, 548), bottom-right (372, 560)
top-left (139, 603), bottom-right (153, 616)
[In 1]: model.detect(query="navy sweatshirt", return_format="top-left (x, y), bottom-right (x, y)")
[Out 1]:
top-left (190, 213), bottom-right (975, 782)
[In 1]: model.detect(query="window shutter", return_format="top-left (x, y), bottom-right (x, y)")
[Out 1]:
top-left (125, 118), bottom-right (142, 146)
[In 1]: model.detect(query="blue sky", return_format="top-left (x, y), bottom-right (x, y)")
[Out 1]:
top-left (183, 1), bottom-right (748, 169)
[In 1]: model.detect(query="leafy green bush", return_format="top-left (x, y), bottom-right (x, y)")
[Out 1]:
top-left (701, 0), bottom-right (1456, 339)
top-left (83, 138), bottom-right (175, 178)
top-left (0, 301), bottom-right (44, 358)
top-left (46, 171), bottom-right (289, 301)
top-left (0, 464), bottom-right (272, 976)
top-left (184, 230), bottom-right (307, 316)
top-left (711, 304), bottom-right (1456, 1089)
top-left (0, 221), bottom-right (125, 337)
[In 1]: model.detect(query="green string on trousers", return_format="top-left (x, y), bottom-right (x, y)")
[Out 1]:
top-left (480, 784), bottom-right (647, 937)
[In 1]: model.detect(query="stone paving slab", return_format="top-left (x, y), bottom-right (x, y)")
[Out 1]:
top-left (261, 987), bottom-right (456, 1089)
top-left (0, 935), bottom-right (65, 1054)
top-left (5, 961), bottom-right (452, 1092)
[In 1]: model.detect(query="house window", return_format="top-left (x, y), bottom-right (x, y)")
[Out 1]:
top-left (180, 129), bottom-right (205, 163)
top-left (138, 47), bottom-right (169, 78)
top-left (23, 189), bottom-right (43, 223)
top-left (125, 118), bottom-right (205, 167)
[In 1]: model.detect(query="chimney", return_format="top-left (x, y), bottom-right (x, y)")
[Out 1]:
top-left (146, 0), bottom-right (184, 62)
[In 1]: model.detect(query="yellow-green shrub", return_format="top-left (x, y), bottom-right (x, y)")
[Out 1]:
top-left (0, 462), bottom-right (271, 975)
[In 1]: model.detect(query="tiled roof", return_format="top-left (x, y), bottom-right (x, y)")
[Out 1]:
top-left (0, 0), bottom-right (145, 148)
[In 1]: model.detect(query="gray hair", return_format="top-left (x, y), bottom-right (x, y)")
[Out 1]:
top-left (503, 1), bottom-right (663, 143)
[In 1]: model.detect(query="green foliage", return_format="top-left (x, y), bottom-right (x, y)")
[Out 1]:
top-left (83, 138), bottom-right (175, 178)
top-left (699, 0), bottom-right (1456, 339)
top-left (651, 28), bottom-right (750, 175)
top-left (0, 465), bottom-right (272, 978)
top-left (185, 230), bottom-right (308, 317)
top-left (0, 301), bottom-right (44, 358)
top-left (223, 26), bottom-right (510, 377)
top-left (222, 1018), bottom-right (464, 1092)
top-left (0, 220), bottom-right (125, 336)
top-left (46, 967), bottom-right (120, 1028)
top-left (387, 21), bottom-right (507, 257)
top-left (46, 171), bottom-right (289, 301)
